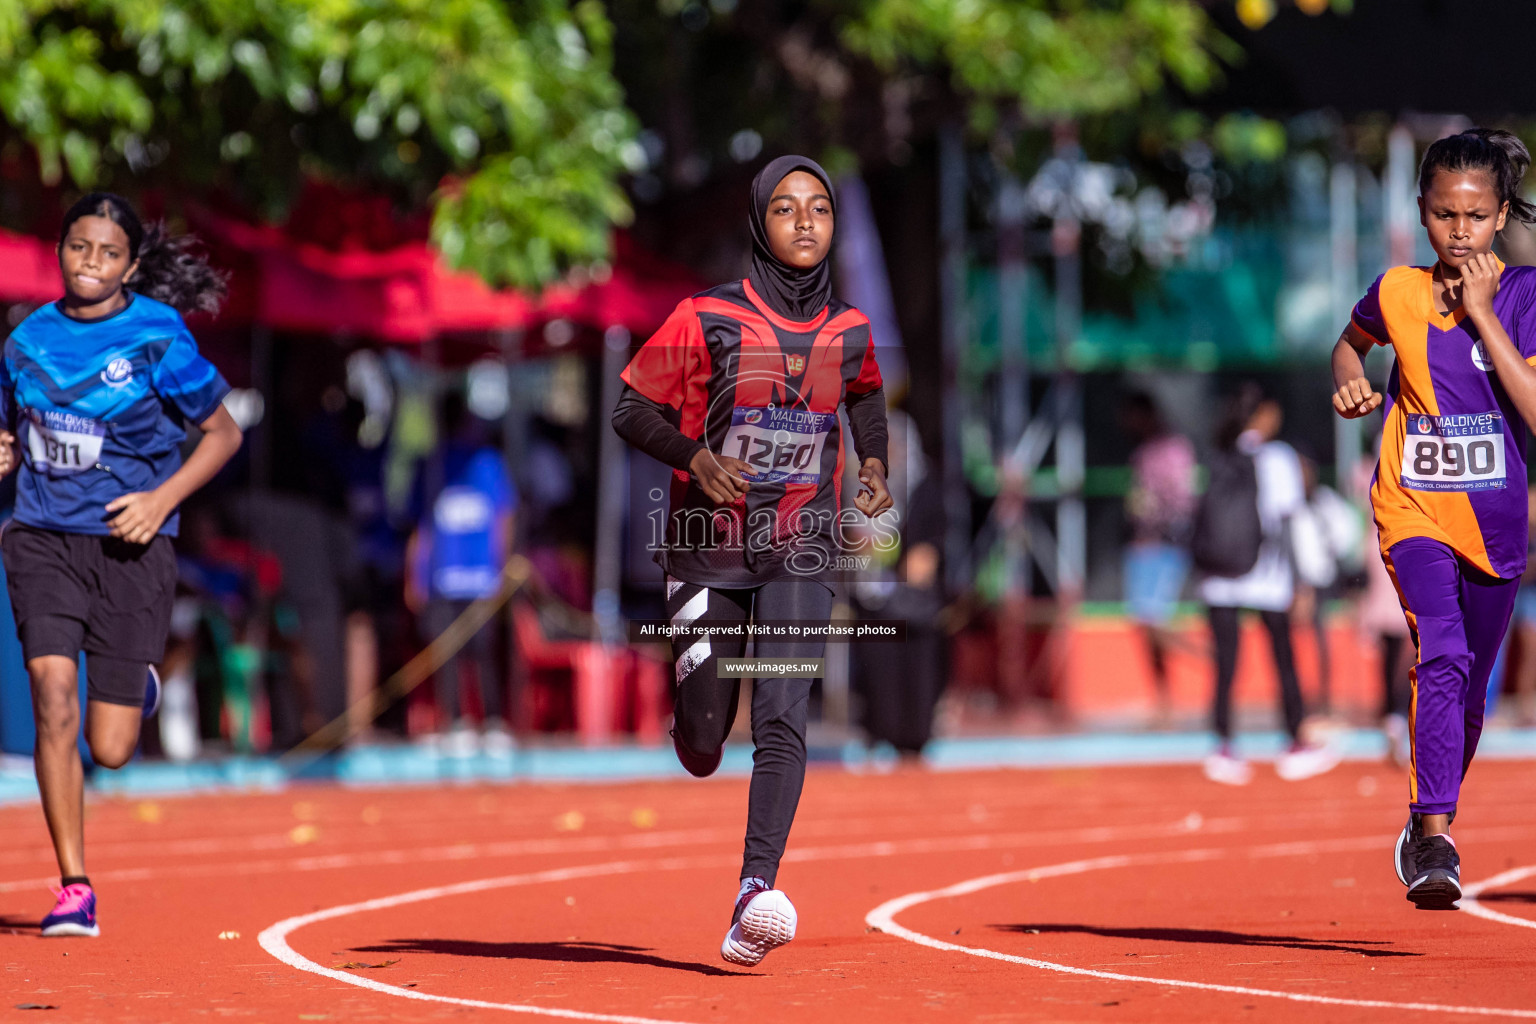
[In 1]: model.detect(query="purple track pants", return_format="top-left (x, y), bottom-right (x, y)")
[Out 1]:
top-left (1384, 537), bottom-right (1519, 815)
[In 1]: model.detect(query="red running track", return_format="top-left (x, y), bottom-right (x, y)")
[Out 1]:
top-left (4, 759), bottom-right (1536, 1022)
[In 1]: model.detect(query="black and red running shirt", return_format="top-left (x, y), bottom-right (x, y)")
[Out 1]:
top-left (620, 278), bottom-right (885, 587)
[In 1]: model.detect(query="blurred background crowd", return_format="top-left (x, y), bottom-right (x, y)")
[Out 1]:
top-left (2, 0), bottom-right (1535, 766)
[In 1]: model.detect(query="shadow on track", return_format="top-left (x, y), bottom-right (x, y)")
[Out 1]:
top-left (1474, 890), bottom-right (1536, 904)
top-left (353, 939), bottom-right (745, 976)
top-left (990, 924), bottom-right (1420, 958)
top-left (0, 915), bottom-right (39, 933)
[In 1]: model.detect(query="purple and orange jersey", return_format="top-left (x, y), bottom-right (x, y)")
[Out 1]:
top-left (1354, 260), bottom-right (1536, 580)
top-left (620, 278), bottom-right (883, 586)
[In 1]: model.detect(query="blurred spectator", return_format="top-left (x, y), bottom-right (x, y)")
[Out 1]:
top-left (852, 411), bottom-right (945, 757)
top-left (1501, 485), bottom-right (1536, 725)
top-left (1120, 390), bottom-right (1196, 722)
top-left (407, 391), bottom-right (518, 756)
top-left (1352, 445), bottom-right (1412, 765)
top-left (1359, 530), bottom-right (1413, 764)
top-left (170, 504), bottom-right (306, 752)
top-left (1195, 383), bottom-right (1337, 785)
top-left (1290, 451), bottom-right (1365, 714)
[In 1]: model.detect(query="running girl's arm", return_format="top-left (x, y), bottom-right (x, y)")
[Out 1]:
top-left (1330, 322), bottom-right (1383, 419)
top-left (612, 384), bottom-right (751, 505)
top-left (616, 299), bottom-right (752, 505)
top-left (1463, 252), bottom-right (1536, 432)
top-left (104, 405), bottom-right (242, 544)
top-left (612, 385), bottom-right (707, 471)
top-left (845, 385), bottom-right (893, 516)
top-left (844, 385), bottom-right (889, 478)
top-left (0, 358), bottom-right (15, 478)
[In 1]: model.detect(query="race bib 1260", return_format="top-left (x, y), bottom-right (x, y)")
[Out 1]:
top-left (1400, 411), bottom-right (1506, 492)
top-left (24, 409), bottom-right (104, 476)
top-left (724, 406), bottom-right (836, 485)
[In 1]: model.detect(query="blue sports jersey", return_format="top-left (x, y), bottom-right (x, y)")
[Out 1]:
top-left (416, 446), bottom-right (517, 600)
top-left (0, 295), bottom-right (231, 537)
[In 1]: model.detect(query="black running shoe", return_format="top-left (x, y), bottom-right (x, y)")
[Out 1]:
top-left (1406, 834), bottom-right (1462, 909)
top-left (672, 727), bottom-right (723, 778)
top-left (1394, 809), bottom-right (1454, 887)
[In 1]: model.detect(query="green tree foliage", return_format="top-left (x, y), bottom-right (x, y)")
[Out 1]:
top-left (611, 0), bottom-right (1237, 181)
top-left (842, 0), bottom-right (1238, 126)
top-left (0, 0), bottom-right (640, 288)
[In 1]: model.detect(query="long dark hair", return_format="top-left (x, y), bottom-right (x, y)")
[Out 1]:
top-left (1418, 128), bottom-right (1536, 225)
top-left (1215, 381), bottom-right (1267, 452)
top-left (58, 193), bottom-right (228, 315)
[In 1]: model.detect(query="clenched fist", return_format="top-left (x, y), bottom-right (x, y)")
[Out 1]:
top-left (1332, 377), bottom-right (1382, 419)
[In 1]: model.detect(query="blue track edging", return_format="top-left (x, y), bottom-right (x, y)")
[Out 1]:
top-left (2, 728), bottom-right (1534, 805)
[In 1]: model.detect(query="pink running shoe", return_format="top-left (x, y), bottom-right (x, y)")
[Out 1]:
top-left (41, 883), bottom-right (98, 937)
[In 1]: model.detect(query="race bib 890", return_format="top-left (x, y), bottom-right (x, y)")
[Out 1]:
top-left (1400, 411), bottom-right (1506, 492)
top-left (724, 406), bottom-right (835, 485)
top-left (24, 409), bottom-right (105, 476)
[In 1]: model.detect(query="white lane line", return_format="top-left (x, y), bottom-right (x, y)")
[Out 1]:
top-left (256, 816), bottom-right (1224, 1022)
top-left (259, 858), bottom-right (719, 1024)
top-left (865, 846), bottom-right (1536, 1019)
top-left (0, 813), bottom-right (1246, 894)
top-left (1463, 865), bottom-right (1536, 931)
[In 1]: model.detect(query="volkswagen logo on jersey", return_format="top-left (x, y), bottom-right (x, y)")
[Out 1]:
top-left (786, 354), bottom-right (806, 376)
top-left (744, 409), bottom-right (764, 425)
top-left (1415, 415), bottom-right (1433, 434)
top-left (100, 358), bottom-right (133, 387)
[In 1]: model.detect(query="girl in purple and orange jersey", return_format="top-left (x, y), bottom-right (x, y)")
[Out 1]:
top-left (1332, 129), bottom-right (1536, 909)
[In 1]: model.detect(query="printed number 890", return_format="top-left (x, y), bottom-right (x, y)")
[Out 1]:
top-left (1412, 440), bottom-right (1498, 477)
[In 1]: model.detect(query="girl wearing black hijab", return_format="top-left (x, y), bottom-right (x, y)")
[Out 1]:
top-left (613, 155), bottom-right (892, 966)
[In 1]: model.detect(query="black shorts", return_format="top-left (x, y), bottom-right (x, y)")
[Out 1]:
top-left (1, 523), bottom-right (178, 705)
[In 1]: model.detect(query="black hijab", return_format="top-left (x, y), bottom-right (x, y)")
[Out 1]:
top-left (747, 155), bottom-right (836, 321)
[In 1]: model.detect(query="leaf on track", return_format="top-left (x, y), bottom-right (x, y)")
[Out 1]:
top-left (331, 959), bottom-right (400, 970)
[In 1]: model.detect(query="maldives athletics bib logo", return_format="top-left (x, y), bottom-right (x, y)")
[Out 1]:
top-left (1414, 415), bottom-right (1433, 435)
top-left (100, 357), bottom-right (133, 388)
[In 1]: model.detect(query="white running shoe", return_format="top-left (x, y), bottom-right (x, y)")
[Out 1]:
top-left (481, 720), bottom-right (515, 757)
top-left (1202, 751), bottom-right (1253, 786)
top-left (721, 886), bottom-right (797, 967)
top-left (442, 720), bottom-right (478, 758)
top-left (1276, 740), bottom-right (1343, 781)
top-left (1383, 714), bottom-right (1410, 769)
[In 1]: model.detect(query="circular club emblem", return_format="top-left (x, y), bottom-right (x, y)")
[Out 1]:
top-left (744, 409), bottom-right (764, 425)
top-left (1472, 340), bottom-right (1491, 371)
top-left (1416, 415), bottom-right (1432, 435)
top-left (101, 358), bottom-right (133, 386)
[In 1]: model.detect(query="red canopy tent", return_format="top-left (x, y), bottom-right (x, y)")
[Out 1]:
top-left (535, 233), bottom-right (703, 338)
top-left (206, 217), bottom-right (538, 343)
top-left (0, 229), bottom-right (69, 305)
top-left (0, 219), bottom-right (701, 342)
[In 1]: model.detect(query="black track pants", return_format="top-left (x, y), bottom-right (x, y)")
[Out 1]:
top-left (664, 575), bottom-right (833, 886)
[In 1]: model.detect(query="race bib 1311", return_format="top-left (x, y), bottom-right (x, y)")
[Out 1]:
top-left (24, 409), bottom-right (105, 476)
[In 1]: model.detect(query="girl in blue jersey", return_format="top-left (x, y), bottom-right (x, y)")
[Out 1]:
top-left (0, 194), bottom-right (243, 936)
